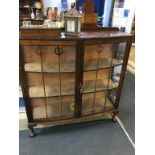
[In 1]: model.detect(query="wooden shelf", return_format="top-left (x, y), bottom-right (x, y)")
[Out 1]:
top-left (84, 58), bottom-right (122, 71)
top-left (31, 95), bottom-right (114, 119)
top-left (113, 73), bottom-right (121, 76)
top-left (82, 97), bottom-right (114, 114)
top-left (83, 79), bottom-right (118, 94)
top-left (32, 98), bottom-right (75, 119)
top-left (19, 7), bottom-right (31, 9)
top-left (25, 61), bottom-right (75, 73)
top-left (28, 79), bottom-right (117, 98)
top-left (25, 58), bottom-right (121, 73)
top-left (29, 82), bottom-right (75, 98)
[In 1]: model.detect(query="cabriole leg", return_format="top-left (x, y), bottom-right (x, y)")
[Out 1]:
top-left (28, 124), bottom-right (37, 138)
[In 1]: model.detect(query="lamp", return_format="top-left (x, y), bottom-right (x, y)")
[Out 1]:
top-left (64, 4), bottom-right (81, 36)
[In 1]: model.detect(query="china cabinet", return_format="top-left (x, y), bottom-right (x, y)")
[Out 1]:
top-left (19, 27), bottom-right (132, 137)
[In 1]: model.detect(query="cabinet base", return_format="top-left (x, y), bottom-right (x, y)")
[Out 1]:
top-left (27, 110), bottom-right (119, 137)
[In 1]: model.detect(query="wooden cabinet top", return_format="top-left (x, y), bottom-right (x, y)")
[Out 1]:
top-left (19, 27), bottom-right (132, 41)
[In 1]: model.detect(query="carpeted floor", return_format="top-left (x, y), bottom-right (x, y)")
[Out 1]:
top-left (19, 72), bottom-right (135, 155)
top-left (20, 120), bottom-right (134, 155)
top-left (118, 72), bottom-right (135, 142)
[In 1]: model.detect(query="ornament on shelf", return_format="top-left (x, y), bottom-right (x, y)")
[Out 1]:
top-left (34, 2), bottom-right (41, 10)
top-left (64, 3), bottom-right (81, 36)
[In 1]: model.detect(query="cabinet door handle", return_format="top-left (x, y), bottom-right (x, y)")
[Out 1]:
top-left (80, 87), bottom-right (83, 94)
top-left (79, 82), bottom-right (83, 94)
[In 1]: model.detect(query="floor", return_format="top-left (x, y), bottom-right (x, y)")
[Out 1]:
top-left (118, 72), bottom-right (135, 142)
top-left (19, 71), bottom-right (135, 155)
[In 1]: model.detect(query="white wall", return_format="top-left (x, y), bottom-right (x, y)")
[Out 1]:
top-left (67, 0), bottom-right (76, 10)
top-left (112, 0), bottom-right (135, 33)
top-left (124, 0), bottom-right (135, 33)
top-left (103, 0), bottom-right (113, 27)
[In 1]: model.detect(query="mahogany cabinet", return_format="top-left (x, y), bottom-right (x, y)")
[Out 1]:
top-left (19, 28), bottom-right (132, 137)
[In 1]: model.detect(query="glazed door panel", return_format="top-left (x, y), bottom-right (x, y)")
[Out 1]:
top-left (21, 43), bottom-right (77, 120)
top-left (81, 41), bottom-right (127, 116)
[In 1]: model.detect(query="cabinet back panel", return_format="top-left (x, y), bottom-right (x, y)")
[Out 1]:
top-left (26, 73), bottom-right (43, 86)
top-left (22, 46), bottom-right (41, 63)
top-left (31, 98), bottom-right (47, 119)
top-left (84, 44), bottom-right (113, 60)
top-left (21, 45), bottom-right (76, 63)
top-left (31, 95), bottom-right (75, 119)
top-left (83, 69), bottom-right (111, 81)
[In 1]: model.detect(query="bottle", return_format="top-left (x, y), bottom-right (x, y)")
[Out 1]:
top-left (31, 8), bottom-right (35, 19)
top-left (79, 6), bottom-right (82, 13)
top-left (36, 10), bottom-right (40, 20)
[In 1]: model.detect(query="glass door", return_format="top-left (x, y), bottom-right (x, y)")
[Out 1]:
top-left (82, 43), bottom-right (123, 115)
top-left (22, 43), bottom-right (76, 120)
top-left (41, 45), bottom-right (76, 118)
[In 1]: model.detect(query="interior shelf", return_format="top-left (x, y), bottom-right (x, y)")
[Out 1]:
top-left (113, 73), bottom-right (121, 76)
top-left (28, 79), bottom-right (117, 98)
top-left (33, 98), bottom-right (114, 119)
top-left (24, 58), bottom-right (122, 73)
top-left (83, 79), bottom-right (118, 94)
top-left (82, 97), bottom-right (114, 114)
top-left (25, 61), bottom-right (75, 73)
top-left (29, 82), bottom-right (75, 98)
top-left (32, 98), bottom-right (75, 119)
top-left (84, 58), bottom-right (122, 71)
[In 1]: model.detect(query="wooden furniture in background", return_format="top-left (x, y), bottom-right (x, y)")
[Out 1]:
top-left (19, 28), bottom-right (132, 137)
top-left (81, 0), bottom-right (98, 26)
top-left (19, 19), bottom-right (44, 27)
top-left (19, 0), bottom-right (42, 21)
top-left (20, 27), bottom-right (61, 37)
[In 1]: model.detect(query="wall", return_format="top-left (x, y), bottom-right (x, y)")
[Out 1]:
top-left (103, 0), bottom-right (113, 27)
top-left (124, 0), bottom-right (135, 33)
top-left (112, 0), bottom-right (135, 33)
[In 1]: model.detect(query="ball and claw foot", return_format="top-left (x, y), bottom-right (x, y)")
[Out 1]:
top-left (28, 125), bottom-right (37, 138)
top-left (112, 113), bottom-right (118, 122)
top-left (29, 130), bottom-right (36, 138)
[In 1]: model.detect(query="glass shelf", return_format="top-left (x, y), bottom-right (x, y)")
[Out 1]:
top-left (83, 79), bottom-right (118, 94)
top-left (25, 61), bottom-right (75, 73)
top-left (84, 58), bottom-right (122, 71)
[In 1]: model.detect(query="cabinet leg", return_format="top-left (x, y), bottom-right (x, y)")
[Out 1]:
top-left (28, 124), bottom-right (37, 138)
top-left (112, 113), bottom-right (118, 122)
